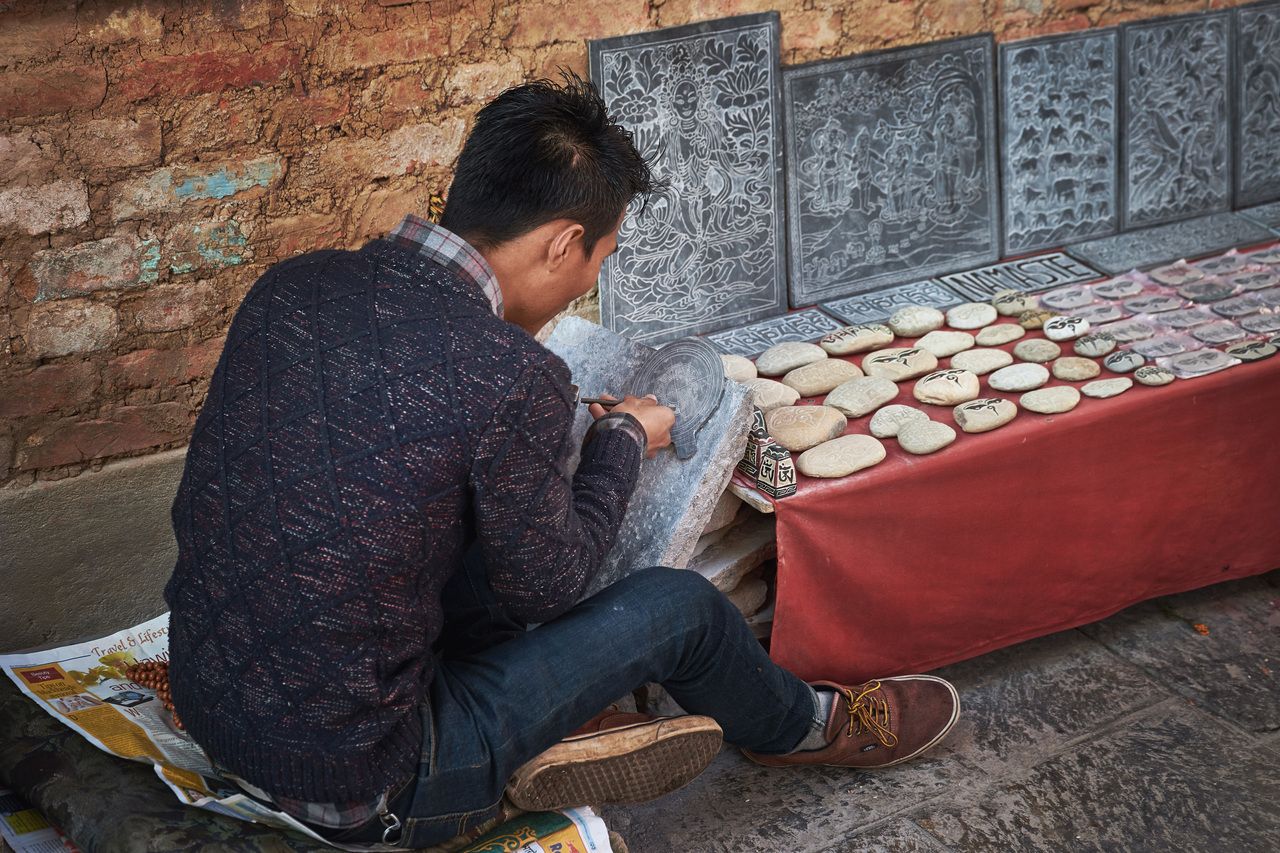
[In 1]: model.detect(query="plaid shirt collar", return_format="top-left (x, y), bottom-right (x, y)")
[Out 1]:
top-left (389, 214), bottom-right (504, 318)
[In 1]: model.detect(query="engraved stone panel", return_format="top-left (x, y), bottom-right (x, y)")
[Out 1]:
top-left (1000, 29), bottom-right (1120, 254)
top-left (705, 308), bottom-right (844, 357)
top-left (1121, 12), bottom-right (1233, 229)
top-left (1236, 2), bottom-right (1280, 207)
top-left (937, 252), bottom-right (1102, 302)
top-left (1067, 213), bottom-right (1275, 273)
top-left (590, 14), bottom-right (787, 344)
top-left (783, 35), bottom-right (1000, 305)
top-left (1240, 200), bottom-right (1280, 232)
top-left (821, 279), bottom-right (964, 324)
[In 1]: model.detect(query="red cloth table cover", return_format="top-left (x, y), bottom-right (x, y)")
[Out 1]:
top-left (765, 331), bottom-right (1280, 684)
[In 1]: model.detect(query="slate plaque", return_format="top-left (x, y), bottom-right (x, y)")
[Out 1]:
top-left (783, 35), bottom-right (1000, 306)
top-left (937, 252), bottom-right (1103, 301)
top-left (705, 308), bottom-right (844, 357)
top-left (1067, 213), bottom-right (1275, 273)
top-left (1236, 2), bottom-right (1280, 207)
top-left (822, 279), bottom-right (964, 325)
top-left (590, 14), bottom-right (787, 345)
top-left (1121, 12), bottom-right (1233, 229)
top-left (545, 317), bottom-right (752, 594)
top-left (1239, 200), bottom-right (1280, 231)
top-left (1000, 29), bottom-right (1120, 254)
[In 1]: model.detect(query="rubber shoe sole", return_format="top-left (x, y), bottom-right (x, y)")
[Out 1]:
top-left (506, 716), bottom-right (723, 812)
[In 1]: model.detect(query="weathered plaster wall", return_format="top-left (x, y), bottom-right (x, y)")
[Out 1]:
top-left (0, 0), bottom-right (1251, 488)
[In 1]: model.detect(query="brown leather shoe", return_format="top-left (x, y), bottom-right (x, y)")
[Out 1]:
top-left (743, 675), bottom-right (960, 769)
top-left (506, 710), bottom-right (723, 811)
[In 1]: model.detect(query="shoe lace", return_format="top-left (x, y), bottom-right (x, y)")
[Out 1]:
top-left (840, 681), bottom-right (897, 748)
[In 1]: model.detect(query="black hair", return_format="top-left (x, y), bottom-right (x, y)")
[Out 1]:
top-left (439, 71), bottom-right (660, 254)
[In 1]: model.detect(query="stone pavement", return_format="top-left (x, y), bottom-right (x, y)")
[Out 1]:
top-left (606, 570), bottom-right (1280, 852)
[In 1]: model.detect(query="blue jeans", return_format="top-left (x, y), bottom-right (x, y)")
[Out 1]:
top-left (335, 547), bottom-right (815, 848)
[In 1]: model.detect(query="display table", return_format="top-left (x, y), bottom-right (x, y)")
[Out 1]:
top-left (763, 331), bottom-right (1280, 684)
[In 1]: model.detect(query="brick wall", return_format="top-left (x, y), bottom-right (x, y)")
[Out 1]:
top-left (0, 0), bottom-right (1249, 487)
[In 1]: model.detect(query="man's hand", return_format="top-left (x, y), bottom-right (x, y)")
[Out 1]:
top-left (588, 394), bottom-right (675, 459)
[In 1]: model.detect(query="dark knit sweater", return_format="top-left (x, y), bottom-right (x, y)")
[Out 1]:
top-left (164, 240), bottom-right (643, 803)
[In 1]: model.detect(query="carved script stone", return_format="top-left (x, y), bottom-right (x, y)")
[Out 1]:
top-left (796, 434), bottom-right (887, 479)
top-left (974, 323), bottom-right (1026, 346)
top-left (781, 358), bottom-right (864, 397)
top-left (825, 376), bottom-right (900, 418)
top-left (897, 419), bottom-right (958, 454)
top-left (765, 405), bottom-right (848, 452)
top-left (868, 404), bottom-right (929, 438)
top-left (861, 347), bottom-right (939, 381)
top-left (988, 362), bottom-right (1050, 391)
top-left (950, 347), bottom-right (1014, 375)
top-left (819, 324), bottom-right (894, 355)
top-left (916, 330), bottom-right (976, 358)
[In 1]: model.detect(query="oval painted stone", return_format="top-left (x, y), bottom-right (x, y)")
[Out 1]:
top-left (1040, 286), bottom-right (1093, 311)
top-left (765, 405), bottom-right (848, 453)
top-left (1248, 248), bottom-right (1280, 265)
top-left (992, 289), bottom-right (1037, 316)
top-left (825, 376), bottom-right (900, 418)
top-left (819, 324), bottom-right (895, 355)
top-left (1074, 333), bottom-right (1117, 357)
top-left (1074, 303), bottom-right (1125, 325)
top-left (1134, 365), bottom-right (1176, 386)
top-left (1224, 340), bottom-right (1278, 362)
top-left (1102, 350), bottom-right (1146, 373)
top-left (1093, 277), bottom-right (1143, 299)
top-left (1013, 338), bottom-right (1062, 363)
top-left (1123, 294), bottom-right (1183, 314)
top-left (946, 302), bottom-right (998, 330)
top-left (745, 378), bottom-right (801, 412)
top-left (861, 347), bottom-right (939, 382)
top-left (868, 404), bottom-right (929, 438)
top-left (950, 347), bottom-right (1014, 375)
top-left (1043, 315), bottom-right (1090, 341)
top-left (1167, 349), bottom-right (1237, 376)
top-left (781, 359), bottom-right (864, 397)
top-left (1149, 264), bottom-right (1204, 286)
top-left (1191, 320), bottom-right (1246, 345)
top-left (974, 323), bottom-right (1026, 346)
top-left (721, 354), bottom-right (757, 383)
top-left (755, 342), bottom-right (827, 377)
top-left (915, 330), bottom-right (975, 358)
top-left (897, 419), bottom-right (957, 455)
top-left (952, 397), bottom-right (1017, 434)
top-left (913, 369), bottom-right (980, 406)
top-left (1225, 270), bottom-right (1280, 292)
top-left (1159, 307), bottom-right (1216, 329)
top-left (1018, 309), bottom-right (1054, 329)
top-left (1178, 280), bottom-right (1236, 303)
top-left (988, 362), bottom-right (1050, 392)
top-left (1101, 320), bottom-right (1156, 342)
top-left (888, 305), bottom-right (945, 338)
top-left (1020, 386), bottom-right (1081, 414)
top-left (1081, 377), bottom-right (1133, 399)
top-left (1194, 254), bottom-right (1246, 275)
top-left (1241, 313), bottom-right (1280, 335)
top-left (796, 434), bottom-right (887, 479)
top-left (1051, 356), bottom-right (1101, 381)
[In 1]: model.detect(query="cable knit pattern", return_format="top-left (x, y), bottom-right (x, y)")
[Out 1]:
top-left (164, 240), bottom-right (642, 803)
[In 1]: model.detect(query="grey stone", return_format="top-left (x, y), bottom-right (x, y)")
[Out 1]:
top-left (1191, 320), bottom-right (1247, 345)
top-left (700, 490), bottom-right (742, 537)
top-left (1193, 253), bottom-right (1247, 276)
top-left (1179, 280), bottom-right (1236, 304)
top-left (913, 369), bottom-right (980, 406)
top-left (1066, 212), bottom-right (1273, 274)
top-left (687, 512), bottom-right (776, 592)
top-left (592, 14), bottom-right (786, 344)
top-left (861, 347), bottom-right (939, 381)
top-left (952, 397), bottom-right (1017, 433)
top-left (822, 280), bottom-right (964, 326)
top-left (727, 480), bottom-right (775, 514)
top-left (745, 378), bottom-right (800, 412)
top-left (1072, 301), bottom-right (1125, 324)
top-left (755, 341), bottom-right (827, 376)
top-left (795, 434), bottom-right (886, 479)
top-left (1166, 348), bottom-right (1239, 377)
top-left (546, 317), bottom-right (753, 593)
top-left (1224, 340), bottom-right (1277, 362)
top-left (938, 253), bottom-right (1101, 301)
top-left (915, 330), bottom-right (974, 358)
top-left (720, 354), bottom-right (757, 383)
top-left (888, 306), bottom-right (946, 338)
top-left (1098, 318), bottom-right (1156, 342)
top-left (1020, 385), bottom-right (1081, 414)
top-left (1161, 306), bottom-right (1219, 329)
top-left (1224, 269), bottom-right (1280, 291)
top-left (818, 323), bottom-right (895, 355)
top-left (945, 302), bottom-right (997, 330)
top-left (1102, 349), bottom-right (1145, 373)
top-left (764, 405), bottom-right (847, 453)
top-left (897, 419), bottom-right (957, 454)
top-left (1131, 333), bottom-right (1197, 358)
top-left (1236, 5), bottom-right (1280, 207)
top-left (1050, 356), bottom-right (1100, 381)
top-left (629, 336), bottom-right (727, 460)
top-left (1011, 338), bottom-right (1061, 363)
top-left (1092, 276), bottom-right (1143, 299)
top-left (1248, 245), bottom-right (1280, 264)
top-left (1134, 365), bottom-right (1175, 386)
top-left (1081, 377), bottom-right (1133, 398)
top-left (725, 574), bottom-right (769, 617)
top-left (707, 308), bottom-right (845, 357)
top-left (988, 362), bottom-right (1050, 391)
top-left (1038, 285), bottom-right (1094, 311)
top-left (780, 358), bottom-right (863, 397)
top-left (950, 347), bottom-right (1014, 375)
top-left (1073, 332), bottom-right (1117, 357)
top-left (973, 323), bottom-right (1025, 346)
top-left (1123, 293), bottom-right (1185, 313)
top-left (825, 376), bottom-right (900, 418)
top-left (1241, 312), bottom-right (1280, 334)
top-left (869, 404), bottom-right (929, 438)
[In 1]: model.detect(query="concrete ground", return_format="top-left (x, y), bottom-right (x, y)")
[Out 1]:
top-left (607, 570), bottom-right (1280, 853)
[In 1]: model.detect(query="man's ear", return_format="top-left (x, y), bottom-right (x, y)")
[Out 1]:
top-left (546, 221), bottom-right (585, 271)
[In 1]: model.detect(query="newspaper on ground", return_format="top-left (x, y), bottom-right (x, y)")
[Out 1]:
top-left (0, 788), bottom-right (80, 853)
top-left (0, 615), bottom-right (612, 853)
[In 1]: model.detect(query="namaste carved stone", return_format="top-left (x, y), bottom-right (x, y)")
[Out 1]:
top-left (1134, 365), bottom-right (1176, 386)
top-left (755, 342), bottom-right (827, 377)
top-left (973, 324), bottom-right (1025, 347)
top-left (1081, 377), bottom-right (1133, 398)
top-left (765, 405), bottom-right (848, 453)
top-left (1019, 385), bottom-right (1081, 414)
top-left (1043, 315), bottom-right (1091, 341)
top-left (796, 434), bottom-right (887, 479)
top-left (913, 369), bottom-right (980, 406)
top-left (1074, 333), bottom-right (1117, 357)
top-left (950, 347), bottom-right (1014, 375)
top-left (1103, 350), bottom-right (1145, 373)
top-left (988, 362), bottom-right (1050, 392)
top-left (1224, 340), bottom-right (1277, 362)
top-left (825, 376), bottom-right (899, 418)
top-left (861, 347), bottom-right (939, 382)
top-left (721, 354), bottom-right (758, 383)
top-left (819, 324), bottom-right (895, 355)
top-left (869, 404), bottom-right (929, 438)
top-left (1013, 338), bottom-right (1062, 363)
top-left (781, 359), bottom-right (864, 397)
top-left (897, 419), bottom-right (957, 454)
top-left (888, 306), bottom-right (946, 338)
top-left (952, 397), bottom-right (1017, 433)
top-left (946, 302), bottom-right (998, 330)
top-left (915, 330), bottom-right (976, 358)
top-left (1051, 356), bottom-right (1101, 381)
top-left (745, 378), bottom-right (800, 412)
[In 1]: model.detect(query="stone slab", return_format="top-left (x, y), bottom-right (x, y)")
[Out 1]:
top-left (727, 480), bottom-right (775, 514)
top-left (1235, 2), bottom-right (1280, 208)
top-left (590, 13), bottom-right (787, 345)
top-left (1078, 573), bottom-right (1280, 734)
top-left (705, 308), bottom-right (844, 357)
top-left (700, 490), bottom-right (743, 536)
top-left (1120, 12), bottom-right (1233, 229)
top-left (912, 702), bottom-right (1280, 851)
top-left (687, 511), bottom-right (776, 591)
top-left (1239, 200), bottom-right (1280, 232)
top-left (820, 280), bottom-right (964, 325)
top-left (936, 252), bottom-right (1102, 302)
top-left (545, 317), bottom-right (753, 594)
top-left (999, 29), bottom-right (1120, 254)
top-left (783, 35), bottom-right (1000, 305)
top-left (1066, 212), bottom-right (1275, 273)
